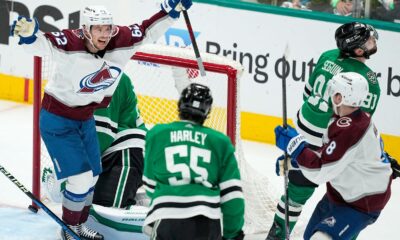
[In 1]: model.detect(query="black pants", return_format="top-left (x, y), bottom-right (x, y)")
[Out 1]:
top-left (152, 215), bottom-right (222, 240)
top-left (93, 148), bottom-right (143, 208)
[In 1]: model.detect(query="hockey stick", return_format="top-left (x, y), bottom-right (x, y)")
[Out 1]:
top-left (281, 45), bottom-right (290, 240)
top-left (182, 10), bottom-right (206, 77)
top-left (0, 164), bottom-right (81, 240)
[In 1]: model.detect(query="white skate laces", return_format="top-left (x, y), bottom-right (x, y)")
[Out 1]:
top-left (80, 224), bottom-right (104, 240)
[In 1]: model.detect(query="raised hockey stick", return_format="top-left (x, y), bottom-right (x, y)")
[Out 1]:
top-left (0, 164), bottom-right (81, 240)
top-left (182, 10), bottom-right (206, 77)
top-left (281, 45), bottom-right (290, 240)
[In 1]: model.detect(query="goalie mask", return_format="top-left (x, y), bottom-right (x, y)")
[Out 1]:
top-left (81, 6), bottom-right (118, 50)
top-left (335, 22), bottom-right (378, 59)
top-left (327, 72), bottom-right (369, 115)
top-left (178, 83), bottom-right (213, 125)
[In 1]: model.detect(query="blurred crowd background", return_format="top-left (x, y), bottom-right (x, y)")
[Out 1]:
top-left (242, 0), bottom-right (400, 22)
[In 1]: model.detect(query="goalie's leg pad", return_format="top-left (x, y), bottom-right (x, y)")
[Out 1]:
top-left (303, 195), bottom-right (380, 240)
top-left (86, 204), bottom-right (149, 240)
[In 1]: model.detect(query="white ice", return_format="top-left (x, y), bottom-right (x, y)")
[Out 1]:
top-left (0, 100), bottom-right (398, 239)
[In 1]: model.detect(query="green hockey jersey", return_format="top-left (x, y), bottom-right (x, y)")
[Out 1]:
top-left (297, 49), bottom-right (381, 147)
top-left (94, 73), bottom-right (147, 156)
top-left (143, 121), bottom-right (244, 239)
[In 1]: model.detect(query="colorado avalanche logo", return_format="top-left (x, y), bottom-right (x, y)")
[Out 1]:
top-left (322, 216), bottom-right (336, 227)
top-left (336, 117), bottom-right (352, 128)
top-left (78, 62), bottom-right (121, 93)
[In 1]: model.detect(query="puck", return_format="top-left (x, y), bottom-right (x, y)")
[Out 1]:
top-left (28, 205), bottom-right (39, 213)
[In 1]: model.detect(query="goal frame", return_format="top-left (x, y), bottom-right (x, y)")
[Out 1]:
top-left (32, 48), bottom-right (240, 204)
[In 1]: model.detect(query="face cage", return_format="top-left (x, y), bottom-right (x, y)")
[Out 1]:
top-left (359, 33), bottom-right (378, 59)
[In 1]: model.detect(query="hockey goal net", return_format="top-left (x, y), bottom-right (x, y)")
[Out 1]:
top-left (32, 44), bottom-right (278, 234)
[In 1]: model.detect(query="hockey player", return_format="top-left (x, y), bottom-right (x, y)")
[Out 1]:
top-left (92, 72), bottom-right (146, 209)
top-left (10, 1), bottom-right (192, 239)
top-left (274, 72), bottom-right (392, 240)
top-left (88, 68), bottom-right (192, 239)
top-left (142, 83), bottom-right (245, 240)
top-left (267, 22), bottom-right (381, 239)
top-left (41, 73), bottom-right (149, 239)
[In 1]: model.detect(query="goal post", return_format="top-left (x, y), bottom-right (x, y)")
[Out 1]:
top-left (32, 44), bottom-right (278, 234)
top-left (32, 56), bottom-right (42, 208)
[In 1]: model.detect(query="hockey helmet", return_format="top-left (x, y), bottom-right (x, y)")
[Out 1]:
top-left (335, 22), bottom-right (378, 58)
top-left (327, 72), bottom-right (369, 111)
top-left (178, 83), bottom-right (213, 125)
top-left (81, 6), bottom-right (113, 29)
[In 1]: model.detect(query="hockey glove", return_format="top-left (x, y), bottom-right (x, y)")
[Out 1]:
top-left (161, 0), bottom-right (193, 19)
top-left (275, 154), bottom-right (299, 176)
top-left (10, 16), bottom-right (39, 45)
top-left (223, 230), bottom-right (244, 240)
top-left (386, 152), bottom-right (400, 179)
top-left (275, 125), bottom-right (306, 159)
top-left (172, 67), bottom-right (191, 94)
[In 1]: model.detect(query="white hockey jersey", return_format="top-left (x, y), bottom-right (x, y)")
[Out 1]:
top-left (23, 11), bottom-right (175, 120)
top-left (297, 110), bottom-right (392, 213)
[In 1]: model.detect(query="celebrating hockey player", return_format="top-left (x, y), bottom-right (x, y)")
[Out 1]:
top-left (11, 1), bottom-right (192, 239)
top-left (267, 22), bottom-right (382, 239)
top-left (41, 73), bottom-right (149, 239)
top-left (142, 83), bottom-right (245, 240)
top-left (274, 72), bottom-right (392, 240)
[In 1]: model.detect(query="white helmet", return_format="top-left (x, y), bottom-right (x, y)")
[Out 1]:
top-left (328, 72), bottom-right (369, 113)
top-left (81, 5), bottom-right (113, 29)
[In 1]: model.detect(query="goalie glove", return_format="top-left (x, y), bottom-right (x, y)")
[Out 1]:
top-left (275, 154), bottom-right (299, 176)
top-left (275, 125), bottom-right (306, 159)
top-left (172, 67), bottom-right (192, 94)
top-left (161, 0), bottom-right (193, 19)
top-left (10, 16), bottom-right (39, 45)
top-left (41, 166), bottom-right (65, 203)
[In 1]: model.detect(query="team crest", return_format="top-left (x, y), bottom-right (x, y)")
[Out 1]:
top-left (322, 216), bottom-right (336, 227)
top-left (336, 117), bottom-right (352, 128)
top-left (78, 62), bottom-right (121, 93)
top-left (367, 71), bottom-right (377, 84)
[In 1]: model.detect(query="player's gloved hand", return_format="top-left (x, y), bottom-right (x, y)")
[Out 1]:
top-left (161, 0), bottom-right (193, 19)
top-left (275, 154), bottom-right (299, 176)
top-left (223, 230), bottom-right (245, 240)
top-left (172, 67), bottom-right (191, 94)
top-left (10, 16), bottom-right (39, 45)
top-left (275, 125), bottom-right (306, 159)
top-left (385, 152), bottom-right (400, 179)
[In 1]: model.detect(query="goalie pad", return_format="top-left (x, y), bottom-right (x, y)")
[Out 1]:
top-left (41, 166), bottom-right (65, 203)
top-left (172, 67), bottom-right (192, 94)
top-left (86, 203), bottom-right (149, 240)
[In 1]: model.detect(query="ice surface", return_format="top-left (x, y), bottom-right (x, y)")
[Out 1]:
top-left (0, 100), bottom-right (398, 239)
